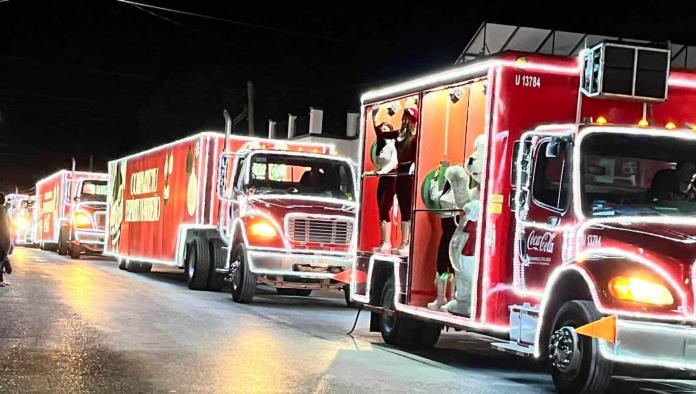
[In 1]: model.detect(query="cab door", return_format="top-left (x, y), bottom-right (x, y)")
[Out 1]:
top-left (514, 133), bottom-right (575, 291)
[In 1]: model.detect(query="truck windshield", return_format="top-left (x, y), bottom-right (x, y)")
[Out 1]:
top-left (81, 180), bottom-right (108, 202)
top-left (581, 132), bottom-right (696, 217)
top-left (245, 153), bottom-right (355, 201)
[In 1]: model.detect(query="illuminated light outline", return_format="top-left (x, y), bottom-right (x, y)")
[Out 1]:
top-left (210, 135), bottom-right (219, 225)
top-left (106, 131), bottom-right (335, 166)
top-left (351, 254), bottom-right (508, 333)
top-left (34, 170), bottom-right (107, 245)
top-left (598, 319), bottom-right (696, 370)
top-left (104, 224), bottom-right (218, 268)
top-left (573, 246), bottom-right (690, 315)
top-left (246, 250), bottom-right (353, 278)
top-left (107, 131), bottom-right (346, 268)
top-left (512, 128), bottom-right (575, 291)
top-left (247, 194), bottom-right (357, 208)
top-left (361, 58), bottom-right (582, 104)
top-left (354, 62), bottom-right (696, 344)
top-left (240, 150), bottom-right (356, 187)
top-left (283, 212), bottom-right (356, 246)
top-left (668, 74), bottom-right (696, 89)
top-left (572, 126), bottom-right (696, 220)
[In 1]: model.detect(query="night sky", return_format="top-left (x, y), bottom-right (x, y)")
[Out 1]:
top-left (1, 0), bottom-right (695, 191)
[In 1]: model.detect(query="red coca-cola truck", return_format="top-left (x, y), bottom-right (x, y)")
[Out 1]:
top-left (6, 193), bottom-right (35, 245)
top-left (351, 40), bottom-right (696, 392)
top-left (35, 170), bottom-right (108, 258)
top-left (105, 120), bottom-right (357, 304)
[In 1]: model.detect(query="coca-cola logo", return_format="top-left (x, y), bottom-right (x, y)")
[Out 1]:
top-left (527, 231), bottom-right (556, 254)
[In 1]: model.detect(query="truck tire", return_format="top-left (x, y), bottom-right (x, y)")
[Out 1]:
top-left (58, 228), bottom-right (69, 255)
top-left (68, 244), bottom-right (81, 259)
top-left (207, 239), bottom-right (225, 291)
top-left (118, 258), bottom-right (126, 270)
top-left (343, 284), bottom-right (358, 308)
top-left (276, 288), bottom-right (312, 296)
top-left (125, 259), bottom-right (139, 272)
top-left (186, 237), bottom-right (211, 291)
top-left (138, 263), bottom-right (152, 273)
top-left (549, 300), bottom-right (613, 394)
top-left (379, 277), bottom-right (441, 348)
top-left (230, 243), bottom-right (257, 303)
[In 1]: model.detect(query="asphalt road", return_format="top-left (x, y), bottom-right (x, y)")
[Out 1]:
top-left (0, 247), bottom-right (694, 393)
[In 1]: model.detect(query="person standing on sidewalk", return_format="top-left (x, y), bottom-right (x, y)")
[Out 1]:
top-left (0, 193), bottom-right (13, 286)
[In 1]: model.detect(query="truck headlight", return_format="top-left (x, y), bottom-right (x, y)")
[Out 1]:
top-left (609, 276), bottom-right (674, 306)
top-left (73, 211), bottom-right (93, 229)
top-left (249, 221), bottom-right (277, 238)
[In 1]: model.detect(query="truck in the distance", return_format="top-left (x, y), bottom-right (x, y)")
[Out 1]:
top-left (35, 170), bottom-right (108, 258)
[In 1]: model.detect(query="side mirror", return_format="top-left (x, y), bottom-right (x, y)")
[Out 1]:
top-left (73, 196), bottom-right (80, 203)
top-left (545, 140), bottom-right (560, 158)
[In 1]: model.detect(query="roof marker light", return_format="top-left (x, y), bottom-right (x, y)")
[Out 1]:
top-left (638, 118), bottom-right (649, 128)
top-left (596, 116), bottom-right (608, 125)
top-left (666, 121), bottom-right (677, 130)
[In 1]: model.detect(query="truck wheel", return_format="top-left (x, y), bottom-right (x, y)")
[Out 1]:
top-left (186, 237), bottom-right (211, 291)
top-left (276, 288), bottom-right (312, 296)
top-left (125, 259), bottom-right (139, 272)
top-left (548, 300), bottom-right (613, 394)
top-left (58, 228), bottom-right (69, 255)
top-left (68, 245), bottom-right (81, 259)
top-left (138, 263), bottom-right (152, 273)
top-left (118, 258), bottom-right (126, 270)
top-left (207, 239), bottom-right (225, 291)
top-left (343, 285), bottom-right (358, 308)
top-left (379, 277), bottom-right (441, 348)
top-left (230, 244), bottom-right (257, 303)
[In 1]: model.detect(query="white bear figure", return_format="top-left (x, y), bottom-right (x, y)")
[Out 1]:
top-left (465, 134), bottom-right (485, 199)
top-left (441, 134), bottom-right (485, 316)
top-left (443, 200), bottom-right (480, 316)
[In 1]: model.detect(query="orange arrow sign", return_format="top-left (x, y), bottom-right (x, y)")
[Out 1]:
top-left (575, 315), bottom-right (617, 343)
top-left (332, 269), bottom-right (367, 284)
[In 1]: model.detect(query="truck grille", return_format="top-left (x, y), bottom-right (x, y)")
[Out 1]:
top-left (288, 217), bottom-right (352, 244)
top-left (95, 212), bottom-right (106, 229)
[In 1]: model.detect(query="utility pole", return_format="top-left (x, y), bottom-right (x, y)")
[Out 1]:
top-left (89, 154), bottom-right (93, 172)
top-left (247, 80), bottom-right (255, 136)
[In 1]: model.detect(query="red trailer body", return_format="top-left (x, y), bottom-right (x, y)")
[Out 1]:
top-left (353, 46), bottom-right (696, 390)
top-left (35, 170), bottom-right (108, 257)
top-left (106, 132), bottom-right (357, 303)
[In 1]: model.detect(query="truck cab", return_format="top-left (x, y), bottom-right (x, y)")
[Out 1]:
top-left (217, 148), bottom-right (357, 304)
top-left (61, 177), bottom-right (108, 259)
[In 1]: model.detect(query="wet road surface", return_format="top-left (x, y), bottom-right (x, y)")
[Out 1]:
top-left (0, 247), bottom-right (694, 393)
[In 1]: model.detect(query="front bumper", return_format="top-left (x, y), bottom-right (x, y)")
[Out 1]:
top-left (246, 248), bottom-right (352, 279)
top-left (601, 319), bottom-right (696, 370)
top-left (74, 230), bottom-right (105, 253)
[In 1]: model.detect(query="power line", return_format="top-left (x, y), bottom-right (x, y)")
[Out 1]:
top-left (114, 0), bottom-right (380, 48)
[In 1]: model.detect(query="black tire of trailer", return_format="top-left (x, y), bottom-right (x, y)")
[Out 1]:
top-left (186, 237), bottom-right (212, 291)
top-left (549, 300), bottom-right (613, 394)
top-left (68, 244), bottom-right (81, 259)
top-left (138, 262), bottom-right (152, 273)
top-left (124, 259), bottom-right (140, 272)
top-left (58, 228), bottom-right (69, 255)
top-left (207, 239), bottom-right (226, 291)
top-left (276, 288), bottom-right (312, 296)
top-left (379, 277), bottom-right (441, 348)
top-left (118, 258), bottom-right (126, 270)
top-left (230, 243), bottom-right (257, 303)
